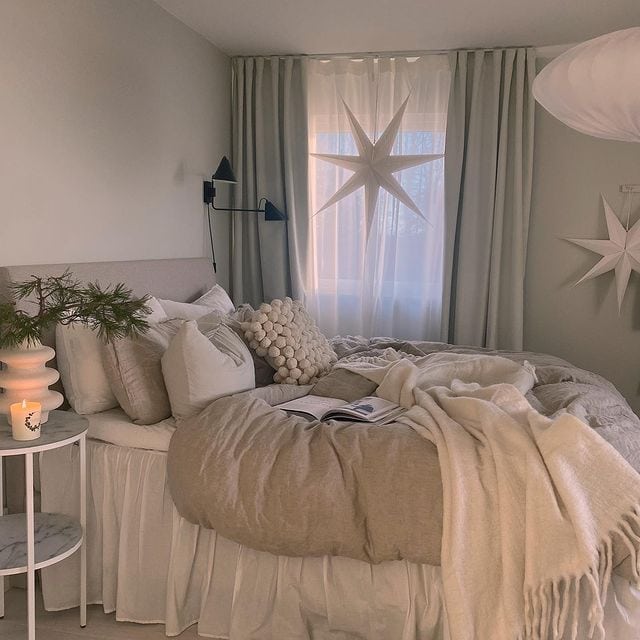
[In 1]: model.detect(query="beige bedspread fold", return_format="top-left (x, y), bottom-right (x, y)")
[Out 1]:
top-left (168, 383), bottom-right (444, 564)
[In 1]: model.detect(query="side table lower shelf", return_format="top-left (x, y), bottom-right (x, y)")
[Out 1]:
top-left (0, 513), bottom-right (83, 576)
top-left (0, 411), bottom-right (88, 639)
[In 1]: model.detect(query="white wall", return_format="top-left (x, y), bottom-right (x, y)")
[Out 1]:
top-left (525, 69), bottom-right (640, 413)
top-left (0, 0), bottom-right (232, 289)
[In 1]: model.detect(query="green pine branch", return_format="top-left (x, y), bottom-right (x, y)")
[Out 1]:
top-left (0, 270), bottom-right (151, 348)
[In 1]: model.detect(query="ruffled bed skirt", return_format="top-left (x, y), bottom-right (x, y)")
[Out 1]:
top-left (40, 440), bottom-right (640, 639)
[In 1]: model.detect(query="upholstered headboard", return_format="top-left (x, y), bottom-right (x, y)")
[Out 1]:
top-left (0, 257), bottom-right (216, 350)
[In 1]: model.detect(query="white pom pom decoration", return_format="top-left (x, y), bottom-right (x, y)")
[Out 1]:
top-left (242, 298), bottom-right (337, 385)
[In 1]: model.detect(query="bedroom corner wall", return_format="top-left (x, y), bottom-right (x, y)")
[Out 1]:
top-left (524, 59), bottom-right (640, 414)
top-left (0, 0), bottom-right (232, 289)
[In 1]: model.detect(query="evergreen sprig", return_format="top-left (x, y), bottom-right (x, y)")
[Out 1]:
top-left (0, 270), bottom-right (150, 348)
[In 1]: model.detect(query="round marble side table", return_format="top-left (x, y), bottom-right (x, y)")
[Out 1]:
top-left (0, 410), bottom-right (87, 640)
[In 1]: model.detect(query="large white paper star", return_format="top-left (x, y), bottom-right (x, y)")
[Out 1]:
top-left (566, 194), bottom-right (640, 313)
top-left (311, 96), bottom-right (443, 236)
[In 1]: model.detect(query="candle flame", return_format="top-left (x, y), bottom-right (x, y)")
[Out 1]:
top-left (22, 399), bottom-right (27, 409)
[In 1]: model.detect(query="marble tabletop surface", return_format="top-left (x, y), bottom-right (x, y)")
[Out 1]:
top-left (0, 410), bottom-right (87, 453)
top-left (0, 512), bottom-right (82, 573)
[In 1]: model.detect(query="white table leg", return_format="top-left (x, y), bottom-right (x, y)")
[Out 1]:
top-left (0, 455), bottom-right (4, 619)
top-left (25, 452), bottom-right (35, 640)
top-left (79, 435), bottom-right (86, 628)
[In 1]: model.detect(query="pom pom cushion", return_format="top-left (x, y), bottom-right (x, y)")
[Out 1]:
top-left (241, 298), bottom-right (337, 385)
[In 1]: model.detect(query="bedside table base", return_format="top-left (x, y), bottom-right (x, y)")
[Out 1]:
top-left (0, 424), bottom-right (87, 639)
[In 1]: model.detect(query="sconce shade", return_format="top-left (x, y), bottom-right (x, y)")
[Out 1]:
top-left (212, 156), bottom-right (238, 183)
top-left (264, 200), bottom-right (287, 221)
top-left (533, 28), bottom-right (640, 143)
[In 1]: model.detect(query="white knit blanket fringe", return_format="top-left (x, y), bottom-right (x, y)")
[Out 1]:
top-left (341, 351), bottom-right (640, 640)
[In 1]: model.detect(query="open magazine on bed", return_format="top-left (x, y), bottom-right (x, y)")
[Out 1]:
top-left (276, 395), bottom-right (406, 425)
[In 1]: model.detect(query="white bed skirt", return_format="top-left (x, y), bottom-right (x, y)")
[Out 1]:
top-left (40, 441), bottom-right (450, 638)
top-left (40, 441), bottom-right (640, 639)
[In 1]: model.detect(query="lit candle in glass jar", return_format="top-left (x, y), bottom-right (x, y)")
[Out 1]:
top-left (10, 399), bottom-right (42, 440)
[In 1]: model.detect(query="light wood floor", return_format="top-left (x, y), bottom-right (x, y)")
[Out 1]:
top-left (0, 588), bottom-right (200, 639)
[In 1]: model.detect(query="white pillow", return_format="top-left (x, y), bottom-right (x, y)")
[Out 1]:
top-left (145, 296), bottom-right (169, 323)
top-left (157, 284), bottom-right (234, 320)
top-left (193, 284), bottom-right (235, 314)
top-left (161, 320), bottom-right (255, 421)
top-left (56, 323), bottom-right (119, 414)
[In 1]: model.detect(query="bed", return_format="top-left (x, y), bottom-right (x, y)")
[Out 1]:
top-left (2, 258), bottom-right (640, 639)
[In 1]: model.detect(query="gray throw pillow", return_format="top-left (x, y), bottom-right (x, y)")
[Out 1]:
top-left (102, 319), bottom-right (183, 425)
top-left (311, 368), bottom-right (378, 402)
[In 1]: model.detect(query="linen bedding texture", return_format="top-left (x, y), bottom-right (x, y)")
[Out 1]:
top-left (56, 283), bottom-right (254, 423)
top-left (56, 322), bottom-right (120, 414)
top-left (168, 337), bottom-right (640, 640)
top-left (101, 285), bottom-right (257, 423)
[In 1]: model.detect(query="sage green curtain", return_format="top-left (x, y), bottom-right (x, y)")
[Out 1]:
top-left (230, 57), bottom-right (309, 307)
top-left (442, 48), bottom-right (536, 350)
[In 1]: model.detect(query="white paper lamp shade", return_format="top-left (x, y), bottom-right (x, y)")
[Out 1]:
top-left (533, 28), bottom-right (640, 143)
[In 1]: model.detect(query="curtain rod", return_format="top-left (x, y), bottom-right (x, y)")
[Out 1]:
top-left (231, 43), bottom-right (573, 61)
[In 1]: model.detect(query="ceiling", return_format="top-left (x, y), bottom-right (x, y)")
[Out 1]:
top-left (153, 0), bottom-right (640, 56)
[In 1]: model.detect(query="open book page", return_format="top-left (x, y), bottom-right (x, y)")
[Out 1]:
top-left (277, 395), bottom-right (405, 424)
top-left (276, 395), bottom-right (347, 420)
top-left (323, 396), bottom-right (404, 423)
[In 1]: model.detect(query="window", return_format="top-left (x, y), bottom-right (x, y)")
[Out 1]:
top-left (305, 56), bottom-right (451, 339)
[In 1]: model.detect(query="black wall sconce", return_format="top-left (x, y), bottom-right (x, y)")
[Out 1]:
top-left (203, 156), bottom-right (286, 220)
top-left (204, 156), bottom-right (286, 272)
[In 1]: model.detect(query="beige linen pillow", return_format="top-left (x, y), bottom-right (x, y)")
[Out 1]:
top-left (161, 320), bottom-right (255, 422)
top-left (56, 323), bottom-right (119, 414)
top-left (102, 319), bottom-right (182, 425)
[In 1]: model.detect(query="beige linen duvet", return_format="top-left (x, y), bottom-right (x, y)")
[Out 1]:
top-left (167, 338), bottom-right (640, 568)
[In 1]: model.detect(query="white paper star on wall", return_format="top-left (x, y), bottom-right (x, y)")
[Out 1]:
top-left (311, 96), bottom-right (443, 236)
top-left (566, 194), bottom-right (640, 313)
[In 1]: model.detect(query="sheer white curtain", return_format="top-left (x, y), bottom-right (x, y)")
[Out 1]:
top-left (305, 56), bottom-right (450, 340)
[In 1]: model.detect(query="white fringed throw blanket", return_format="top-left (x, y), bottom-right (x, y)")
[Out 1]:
top-left (341, 351), bottom-right (640, 640)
